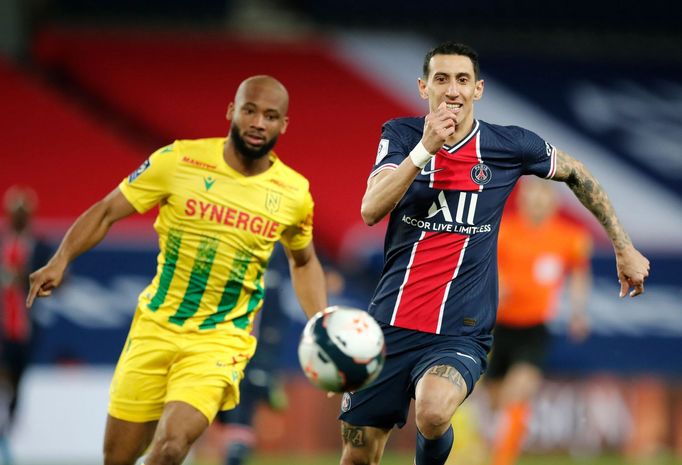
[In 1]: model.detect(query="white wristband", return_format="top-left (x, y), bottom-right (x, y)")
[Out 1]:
top-left (409, 141), bottom-right (433, 169)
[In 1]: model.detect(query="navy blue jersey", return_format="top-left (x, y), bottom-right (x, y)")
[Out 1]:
top-left (368, 117), bottom-right (557, 336)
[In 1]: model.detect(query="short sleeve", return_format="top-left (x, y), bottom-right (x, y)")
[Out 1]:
top-left (517, 127), bottom-right (558, 179)
top-left (368, 121), bottom-right (409, 180)
top-left (118, 143), bottom-right (177, 213)
top-left (280, 190), bottom-right (314, 251)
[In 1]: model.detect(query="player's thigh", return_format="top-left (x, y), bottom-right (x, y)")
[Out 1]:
top-left (415, 364), bottom-right (469, 426)
top-left (167, 333), bottom-right (254, 423)
top-left (147, 401), bottom-right (210, 457)
top-left (103, 415), bottom-right (157, 465)
top-left (412, 342), bottom-right (487, 427)
top-left (109, 316), bottom-right (177, 423)
top-left (340, 421), bottom-right (391, 465)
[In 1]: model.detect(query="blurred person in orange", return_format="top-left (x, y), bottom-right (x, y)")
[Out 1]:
top-left (486, 177), bottom-right (592, 465)
top-left (25, 75), bottom-right (327, 465)
top-left (0, 186), bottom-right (51, 463)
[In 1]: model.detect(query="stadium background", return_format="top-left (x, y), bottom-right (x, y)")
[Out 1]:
top-left (1, 0), bottom-right (681, 463)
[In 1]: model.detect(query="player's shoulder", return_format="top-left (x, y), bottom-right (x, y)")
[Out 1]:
top-left (383, 116), bottom-right (424, 135)
top-left (173, 137), bottom-right (223, 154)
top-left (271, 156), bottom-right (311, 192)
top-left (478, 120), bottom-right (534, 140)
top-left (168, 138), bottom-right (224, 169)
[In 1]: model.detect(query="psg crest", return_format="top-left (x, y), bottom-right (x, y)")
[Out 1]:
top-left (470, 163), bottom-right (492, 185)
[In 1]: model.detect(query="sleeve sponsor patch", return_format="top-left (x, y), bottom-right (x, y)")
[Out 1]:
top-left (544, 141), bottom-right (556, 158)
top-left (128, 159), bottom-right (151, 183)
top-left (375, 139), bottom-right (389, 164)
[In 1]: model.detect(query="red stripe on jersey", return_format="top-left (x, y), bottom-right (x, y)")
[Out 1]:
top-left (392, 231), bottom-right (468, 333)
top-left (431, 135), bottom-right (480, 191)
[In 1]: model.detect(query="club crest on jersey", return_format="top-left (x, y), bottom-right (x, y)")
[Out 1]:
top-left (265, 189), bottom-right (282, 214)
top-left (128, 159), bottom-right (151, 183)
top-left (341, 392), bottom-right (352, 412)
top-left (470, 163), bottom-right (492, 185)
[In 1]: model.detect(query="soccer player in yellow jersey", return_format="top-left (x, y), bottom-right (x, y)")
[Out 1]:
top-left (26, 75), bottom-right (328, 465)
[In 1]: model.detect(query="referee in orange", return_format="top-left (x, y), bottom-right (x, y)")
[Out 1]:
top-left (487, 177), bottom-right (592, 465)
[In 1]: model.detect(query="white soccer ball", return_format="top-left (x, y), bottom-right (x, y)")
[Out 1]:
top-left (298, 306), bottom-right (385, 393)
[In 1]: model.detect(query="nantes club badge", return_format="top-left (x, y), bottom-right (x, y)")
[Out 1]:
top-left (265, 190), bottom-right (282, 214)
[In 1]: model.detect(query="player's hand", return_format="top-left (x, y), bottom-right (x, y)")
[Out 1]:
top-left (568, 312), bottom-right (589, 343)
top-left (615, 245), bottom-right (650, 298)
top-left (422, 102), bottom-right (457, 154)
top-left (26, 259), bottom-right (67, 308)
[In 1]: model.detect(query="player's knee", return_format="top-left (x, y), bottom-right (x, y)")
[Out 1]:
top-left (340, 445), bottom-right (377, 465)
top-left (415, 406), bottom-right (452, 439)
top-left (149, 435), bottom-right (190, 465)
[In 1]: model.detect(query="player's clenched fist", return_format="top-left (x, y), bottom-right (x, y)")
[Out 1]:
top-left (422, 101), bottom-right (458, 153)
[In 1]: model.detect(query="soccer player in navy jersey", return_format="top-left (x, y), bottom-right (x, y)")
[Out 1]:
top-left (337, 42), bottom-right (650, 465)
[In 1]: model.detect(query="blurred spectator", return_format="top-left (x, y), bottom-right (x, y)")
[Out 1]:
top-left (0, 186), bottom-right (50, 459)
top-left (486, 177), bottom-right (593, 465)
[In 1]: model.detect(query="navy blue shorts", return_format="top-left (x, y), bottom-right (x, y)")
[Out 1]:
top-left (338, 323), bottom-right (491, 429)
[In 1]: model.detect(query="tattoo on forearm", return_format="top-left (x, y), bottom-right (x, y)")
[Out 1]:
top-left (342, 424), bottom-right (366, 447)
top-left (555, 150), bottom-right (632, 250)
top-left (426, 365), bottom-right (466, 390)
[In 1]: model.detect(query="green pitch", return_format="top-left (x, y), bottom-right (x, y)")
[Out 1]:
top-left (208, 451), bottom-right (680, 465)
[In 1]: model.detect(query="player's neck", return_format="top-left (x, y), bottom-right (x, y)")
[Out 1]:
top-left (446, 117), bottom-right (476, 147)
top-left (223, 140), bottom-right (273, 176)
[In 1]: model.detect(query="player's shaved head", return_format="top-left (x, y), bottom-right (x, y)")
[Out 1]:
top-left (235, 75), bottom-right (289, 115)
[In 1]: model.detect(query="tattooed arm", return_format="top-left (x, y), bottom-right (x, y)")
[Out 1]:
top-left (552, 149), bottom-right (650, 297)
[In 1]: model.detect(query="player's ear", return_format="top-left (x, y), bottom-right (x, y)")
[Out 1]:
top-left (281, 116), bottom-right (289, 134)
top-left (474, 79), bottom-right (485, 101)
top-left (418, 77), bottom-right (428, 100)
top-left (226, 102), bottom-right (235, 121)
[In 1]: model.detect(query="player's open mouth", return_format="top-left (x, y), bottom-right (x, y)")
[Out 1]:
top-left (446, 103), bottom-right (462, 112)
top-left (244, 133), bottom-right (265, 145)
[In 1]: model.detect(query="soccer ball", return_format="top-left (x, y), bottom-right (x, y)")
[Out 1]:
top-left (298, 306), bottom-right (385, 393)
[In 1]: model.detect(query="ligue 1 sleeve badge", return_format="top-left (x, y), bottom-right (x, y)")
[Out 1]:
top-left (470, 163), bottom-right (492, 185)
top-left (341, 392), bottom-right (352, 412)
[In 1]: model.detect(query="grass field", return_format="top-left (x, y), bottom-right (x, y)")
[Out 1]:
top-left (22, 451), bottom-right (680, 465)
top-left (192, 451), bottom-right (681, 465)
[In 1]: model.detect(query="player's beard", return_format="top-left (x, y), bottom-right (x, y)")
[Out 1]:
top-left (230, 125), bottom-right (278, 160)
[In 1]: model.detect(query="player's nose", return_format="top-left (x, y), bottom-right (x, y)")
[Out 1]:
top-left (446, 82), bottom-right (460, 97)
top-left (251, 113), bottom-right (267, 129)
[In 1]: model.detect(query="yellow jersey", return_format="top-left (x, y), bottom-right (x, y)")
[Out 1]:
top-left (119, 138), bottom-right (314, 334)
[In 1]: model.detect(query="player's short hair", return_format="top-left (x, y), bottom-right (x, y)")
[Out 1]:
top-left (422, 42), bottom-right (480, 80)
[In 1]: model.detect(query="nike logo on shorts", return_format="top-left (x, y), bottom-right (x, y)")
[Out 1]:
top-left (456, 352), bottom-right (478, 364)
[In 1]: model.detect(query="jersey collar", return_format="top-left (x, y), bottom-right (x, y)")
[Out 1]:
top-left (443, 119), bottom-right (480, 154)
